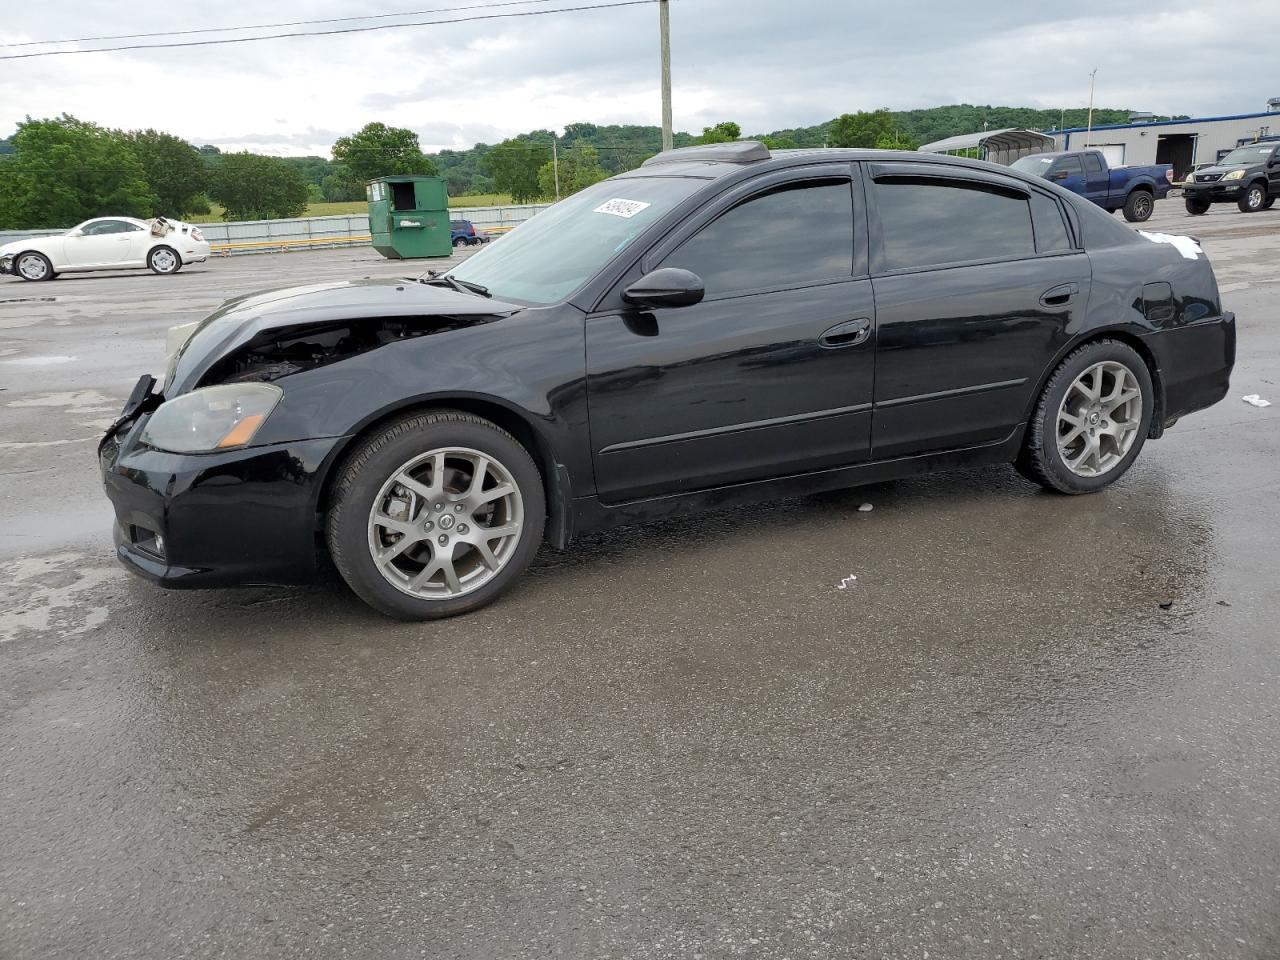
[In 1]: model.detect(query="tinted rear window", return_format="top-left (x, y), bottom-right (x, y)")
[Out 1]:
top-left (873, 179), bottom-right (1036, 271)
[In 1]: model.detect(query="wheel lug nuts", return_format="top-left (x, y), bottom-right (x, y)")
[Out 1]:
top-left (423, 520), bottom-right (434, 532)
top-left (454, 504), bottom-right (464, 513)
top-left (438, 534), bottom-right (448, 546)
top-left (434, 503), bottom-right (444, 512)
top-left (458, 524), bottom-right (469, 534)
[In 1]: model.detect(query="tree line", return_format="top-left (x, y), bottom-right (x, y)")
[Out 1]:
top-left (0, 117), bottom-right (439, 229)
top-left (0, 104), bottom-right (1141, 229)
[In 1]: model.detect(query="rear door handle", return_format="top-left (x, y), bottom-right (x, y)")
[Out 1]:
top-left (1040, 282), bottom-right (1080, 307)
top-left (819, 317), bottom-right (872, 349)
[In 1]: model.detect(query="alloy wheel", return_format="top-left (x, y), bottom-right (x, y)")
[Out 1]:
top-left (1056, 361), bottom-right (1143, 477)
top-left (1132, 194), bottom-right (1152, 219)
top-left (366, 447), bottom-right (524, 600)
top-left (151, 248), bottom-right (178, 273)
top-left (17, 254), bottom-right (48, 280)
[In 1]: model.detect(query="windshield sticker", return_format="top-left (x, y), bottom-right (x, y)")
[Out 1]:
top-left (594, 198), bottom-right (652, 219)
top-left (1138, 231), bottom-right (1203, 261)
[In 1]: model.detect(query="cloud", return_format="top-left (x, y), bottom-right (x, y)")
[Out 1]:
top-left (2, 0), bottom-right (1275, 153)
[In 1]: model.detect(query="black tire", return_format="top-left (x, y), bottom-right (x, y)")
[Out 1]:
top-left (13, 251), bottom-right (56, 282)
top-left (325, 410), bottom-right (546, 620)
top-left (452, 236), bottom-right (466, 247)
top-left (1184, 197), bottom-right (1210, 215)
top-left (1122, 189), bottom-right (1154, 222)
top-left (1237, 183), bottom-right (1267, 213)
top-left (1263, 196), bottom-right (1276, 210)
top-left (1015, 339), bottom-right (1154, 495)
top-left (147, 245), bottom-right (182, 274)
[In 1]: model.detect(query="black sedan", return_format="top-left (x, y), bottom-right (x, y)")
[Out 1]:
top-left (100, 143), bottom-right (1235, 620)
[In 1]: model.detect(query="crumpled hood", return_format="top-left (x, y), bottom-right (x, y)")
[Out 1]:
top-left (166, 277), bottom-right (522, 393)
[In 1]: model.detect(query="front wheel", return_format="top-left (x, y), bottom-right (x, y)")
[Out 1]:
top-left (1016, 340), bottom-right (1154, 494)
top-left (1263, 196), bottom-right (1276, 210)
top-left (326, 410), bottom-right (546, 620)
top-left (1238, 183), bottom-right (1267, 213)
top-left (1122, 190), bottom-right (1154, 222)
top-left (14, 251), bottom-right (55, 281)
top-left (148, 245), bottom-right (181, 274)
top-left (1184, 197), bottom-right (1210, 215)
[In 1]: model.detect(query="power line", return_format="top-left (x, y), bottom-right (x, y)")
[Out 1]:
top-left (2, 0), bottom-right (563, 49)
top-left (0, 0), bottom-right (662, 61)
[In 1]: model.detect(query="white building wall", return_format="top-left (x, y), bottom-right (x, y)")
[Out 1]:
top-left (1051, 113), bottom-right (1278, 171)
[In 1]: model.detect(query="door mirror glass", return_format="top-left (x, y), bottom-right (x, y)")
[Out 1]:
top-left (1050, 170), bottom-right (1069, 181)
top-left (623, 268), bottom-right (705, 309)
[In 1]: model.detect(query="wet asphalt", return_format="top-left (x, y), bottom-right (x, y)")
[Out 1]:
top-left (2, 201), bottom-right (1279, 959)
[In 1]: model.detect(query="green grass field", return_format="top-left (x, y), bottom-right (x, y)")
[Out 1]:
top-left (188, 194), bottom-right (517, 224)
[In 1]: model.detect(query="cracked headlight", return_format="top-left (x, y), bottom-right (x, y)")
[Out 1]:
top-left (1221, 169), bottom-right (1246, 181)
top-left (140, 383), bottom-right (282, 454)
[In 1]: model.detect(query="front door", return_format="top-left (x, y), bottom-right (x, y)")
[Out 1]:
top-left (865, 164), bottom-right (1091, 458)
top-left (65, 219), bottom-right (138, 266)
top-left (1049, 154), bottom-right (1085, 197)
top-left (585, 167), bottom-right (875, 504)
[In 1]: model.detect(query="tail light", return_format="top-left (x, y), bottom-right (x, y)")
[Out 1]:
top-left (191, 227), bottom-right (204, 241)
top-left (1165, 169), bottom-right (1174, 183)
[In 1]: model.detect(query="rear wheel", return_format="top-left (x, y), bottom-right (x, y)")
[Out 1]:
top-left (148, 245), bottom-right (181, 274)
top-left (326, 410), bottom-right (545, 620)
top-left (1016, 340), bottom-right (1153, 494)
top-left (1122, 190), bottom-right (1154, 222)
top-left (1238, 183), bottom-right (1267, 213)
top-left (1184, 197), bottom-right (1210, 215)
top-left (14, 251), bottom-right (55, 281)
top-left (452, 236), bottom-right (466, 247)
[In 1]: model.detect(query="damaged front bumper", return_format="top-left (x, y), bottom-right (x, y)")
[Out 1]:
top-left (99, 376), bottom-right (346, 588)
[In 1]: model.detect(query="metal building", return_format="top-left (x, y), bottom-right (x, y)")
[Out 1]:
top-left (918, 128), bottom-right (1056, 164)
top-left (1051, 100), bottom-right (1280, 180)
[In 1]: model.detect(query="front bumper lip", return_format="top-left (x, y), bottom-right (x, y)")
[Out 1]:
top-left (101, 424), bottom-right (348, 588)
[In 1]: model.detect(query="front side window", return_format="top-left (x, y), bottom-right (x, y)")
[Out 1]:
top-left (447, 176), bottom-right (704, 305)
top-left (873, 178), bottom-right (1036, 271)
top-left (1054, 156), bottom-right (1085, 177)
top-left (660, 180), bottom-right (854, 299)
top-left (79, 220), bottom-right (130, 236)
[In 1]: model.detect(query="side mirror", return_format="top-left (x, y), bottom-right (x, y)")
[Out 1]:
top-left (1050, 170), bottom-right (1069, 181)
top-left (622, 267), bottom-right (705, 309)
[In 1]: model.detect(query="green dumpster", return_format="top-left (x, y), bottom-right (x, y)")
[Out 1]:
top-left (367, 176), bottom-right (452, 259)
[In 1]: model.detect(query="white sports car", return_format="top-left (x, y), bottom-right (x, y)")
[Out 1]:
top-left (0, 217), bottom-right (211, 281)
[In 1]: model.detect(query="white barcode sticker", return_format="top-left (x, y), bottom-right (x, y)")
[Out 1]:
top-left (593, 198), bottom-right (651, 219)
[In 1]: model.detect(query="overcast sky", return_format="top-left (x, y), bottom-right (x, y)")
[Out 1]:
top-left (1, 0), bottom-right (1275, 156)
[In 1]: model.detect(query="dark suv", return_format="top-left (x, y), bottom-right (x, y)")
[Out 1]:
top-left (1183, 141), bottom-right (1280, 214)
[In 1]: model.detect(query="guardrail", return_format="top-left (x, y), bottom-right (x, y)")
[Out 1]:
top-left (0, 203), bottom-right (552, 257)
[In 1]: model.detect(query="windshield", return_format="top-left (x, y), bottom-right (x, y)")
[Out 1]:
top-left (1217, 145), bottom-right (1274, 166)
top-left (1010, 155), bottom-right (1055, 175)
top-left (447, 176), bottom-right (704, 305)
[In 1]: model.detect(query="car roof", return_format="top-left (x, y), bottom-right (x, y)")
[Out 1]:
top-left (614, 142), bottom-right (1068, 191)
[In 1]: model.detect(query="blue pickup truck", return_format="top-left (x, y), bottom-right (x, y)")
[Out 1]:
top-left (1010, 149), bottom-right (1174, 222)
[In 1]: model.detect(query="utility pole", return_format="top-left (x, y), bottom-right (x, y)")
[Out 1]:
top-left (1085, 67), bottom-right (1097, 146)
top-left (552, 136), bottom-right (561, 200)
top-left (659, 0), bottom-right (673, 152)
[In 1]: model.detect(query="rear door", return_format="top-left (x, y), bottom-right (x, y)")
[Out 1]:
top-left (865, 163), bottom-right (1089, 459)
top-left (1267, 146), bottom-right (1280, 198)
top-left (585, 165), bottom-right (875, 503)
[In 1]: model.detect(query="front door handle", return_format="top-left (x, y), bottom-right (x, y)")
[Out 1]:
top-left (819, 317), bottom-right (872, 349)
top-left (1040, 282), bottom-right (1080, 307)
